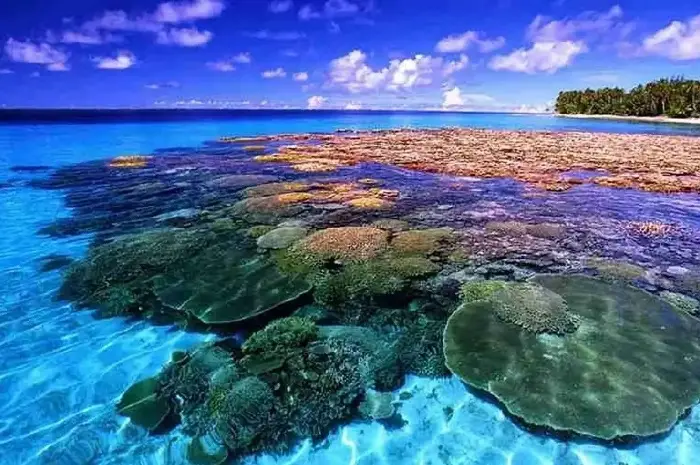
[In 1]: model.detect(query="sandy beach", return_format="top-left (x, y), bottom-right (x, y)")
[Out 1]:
top-left (558, 113), bottom-right (700, 126)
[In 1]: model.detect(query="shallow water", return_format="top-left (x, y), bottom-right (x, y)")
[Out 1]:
top-left (2, 111), bottom-right (700, 465)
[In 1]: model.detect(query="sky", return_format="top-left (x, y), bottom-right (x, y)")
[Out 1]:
top-left (0, 0), bottom-right (699, 110)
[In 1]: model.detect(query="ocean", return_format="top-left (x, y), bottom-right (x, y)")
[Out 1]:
top-left (1, 110), bottom-right (699, 465)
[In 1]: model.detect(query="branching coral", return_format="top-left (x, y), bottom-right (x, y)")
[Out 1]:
top-left (459, 279), bottom-right (508, 303)
top-left (242, 317), bottom-right (318, 356)
top-left (292, 227), bottom-right (390, 264)
top-left (587, 258), bottom-right (646, 283)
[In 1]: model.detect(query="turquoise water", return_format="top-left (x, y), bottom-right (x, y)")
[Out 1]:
top-left (1, 112), bottom-right (700, 465)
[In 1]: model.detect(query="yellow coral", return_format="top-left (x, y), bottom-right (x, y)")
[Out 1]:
top-left (243, 182), bottom-right (311, 198)
top-left (345, 197), bottom-right (393, 210)
top-left (291, 162), bottom-right (339, 173)
top-left (627, 221), bottom-right (674, 238)
top-left (108, 155), bottom-right (150, 168)
top-left (243, 145), bottom-right (266, 152)
top-left (276, 192), bottom-right (314, 204)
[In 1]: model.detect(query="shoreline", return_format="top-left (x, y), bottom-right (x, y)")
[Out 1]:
top-left (558, 113), bottom-right (700, 126)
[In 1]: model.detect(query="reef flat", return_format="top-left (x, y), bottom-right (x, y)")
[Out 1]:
top-left (239, 128), bottom-right (700, 193)
top-left (24, 129), bottom-right (700, 464)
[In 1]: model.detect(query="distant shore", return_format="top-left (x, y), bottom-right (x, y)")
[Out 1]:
top-left (558, 113), bottom-right (700, 126)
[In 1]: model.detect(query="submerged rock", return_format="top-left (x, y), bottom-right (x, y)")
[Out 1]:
top-left (443, 274), bottom-right (700, 440)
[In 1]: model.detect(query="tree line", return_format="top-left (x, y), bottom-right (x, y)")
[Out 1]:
top-left (555, 77), bottom-right (700, 118)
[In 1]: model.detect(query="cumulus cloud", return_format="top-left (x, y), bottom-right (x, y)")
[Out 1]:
top-left (299, 0), bottom-right (370, 21)
top-left (293, 71), bottom-right (309, 81)
top-left (269, 0), bottom-right (294, 13)
top-left (262, 67), bottom-right (287, 78)
top-left (93, 50), bottom-right (136, 70)
top-left (435, 31), bottom-right (505, 53)
top-left (156, 27), bottom-right (213, 46)
top-left (642, 15), bottom-right (700, 60)
top-left (207, 60), bottom-right (235, 71)
top-left (60, 0), bottom-right (225, 48)
top-left (527, 5), bottom-right (628, 42)
top-left (443, 54), bottom-right (469, 76)
top-left (4, 38), bottom-right (69, 71)
top-left (57, 29), bottom-right (122, 45)
top-left (307, 95), bottom-right (327, 109)
top-left (489, 41), bottom-right (587, 73)
top-left (328, 50), bottom-right (450, 93)
top-left (0, 69), bottom-right (13, 74)
top-left (345, 102), bottom-right (362, 110)
top-left (245, 30), bottom-right (306, 40)
top-left (207, 53), bottom-right (250, 71)
top-left (232, 52), bottom-right (252, 63)
top-left (441, 87), bottom-right (494, 109)
top-left (153, 0), bottom-right (226, 23)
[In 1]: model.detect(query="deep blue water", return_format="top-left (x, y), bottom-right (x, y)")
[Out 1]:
top-left (1, 111), bottom-right (700, 465)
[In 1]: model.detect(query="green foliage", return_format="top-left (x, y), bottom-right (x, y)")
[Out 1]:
top-left (242, 317), bottom-right (318, 355)
top-left (555, 77), bottom-right (700, 118)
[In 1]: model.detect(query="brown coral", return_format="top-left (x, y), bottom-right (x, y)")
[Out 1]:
top-left (390, 228), bottom-right (455, 257)
top-left (627, 221), bottom-right (675, 238)
top-left (295, 227), bottom-right (389, 262)
top-left (108, 155), bottom-right (151, 168)
top-left (248, 128), bottom-right (700, 194)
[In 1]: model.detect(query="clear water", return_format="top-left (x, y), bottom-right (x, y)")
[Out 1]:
top-left (1, 112), bottom-right (700, 465)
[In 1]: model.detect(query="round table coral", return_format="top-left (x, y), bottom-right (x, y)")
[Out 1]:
top-left (443, 274), bottom-right (700, 440)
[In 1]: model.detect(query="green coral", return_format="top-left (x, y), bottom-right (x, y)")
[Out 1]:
top-left (443, 274), bottom-right (700, 440)
top-left (588, 258), bottom-right (646, 283)
top-left (490, 282), bottom-right (579, 335)
top-left (117, 376), bottom-right (171, 431)
top-left (660, 290), bottom-right (700, 316)
top-left (242, 317), bottom-right (318, 355)
top-left (390, 228), bottom-right (455, 257)
top-left (459, 279), bottom-right (508, 304)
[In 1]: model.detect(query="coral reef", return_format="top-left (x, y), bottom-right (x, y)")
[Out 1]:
top-left (252, 128), bottom-right (700, 193)
top-left (627, 221), bottom-right (675, 238)
top-left (459, 279), bottom-right (508, 303)
top-left (108, 155), bottom-right (151, 168)
top-left (390, 228), bottom-right (455, 257)
top-left (660, 290), bottom-right (700, 316)
top-left (290, 227), bottom-right (390, 265)
top-left (587, 258), bottom-right (646, 282)
top-left (443, 274), bottom-right (700, 440)
top-left (256, 226), bottom-right (308, 250)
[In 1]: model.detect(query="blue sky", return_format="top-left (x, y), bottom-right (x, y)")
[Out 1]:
top-left (0, 0), bottom-right (699, 110)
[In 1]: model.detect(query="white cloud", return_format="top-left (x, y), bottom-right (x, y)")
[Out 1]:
top-left (435, 31), bottom-right (505, 53)
top-left (443, 54), bottom-right (469, 76)
top-left (489, 41), bottom-right (587, 74)
top-left (156, 27), bottom-right (213, 46)
top-left (46, 62), bottom-right (70, 71)
top-left (293, 71), bottom-right (309, 81)
top-left (207, 60), bottom-right (236, 71)
top-left (307, 95), bottom-right (327, 109)
top-left (232, 52), bottom-right (252, 63)
top-left (269, 0), bottom-right (294, 13)
top-left (207, 53), bottom-right (251, 71)
top-left (146, 81), bottom-right (180, 89)
top-left (0, 69), bottom-right (13, 74)
top-left (642, 15), bottom-right (700, 60)
top-left (328, 50), bottom-right (446, 93)
top-left (4, 38), bottom-right (69, 71)
top-left (527, 5), bottom-right (626, 42)
top-left (299, 0), bottom-right (364, 21)
top-left (514, 103), bottom-right (552, 114)
top-left (442, 87), bottom-right (495, 109)
top-left (262, 67), bottom-right (287, 78)
top-left (63, 1), bottom-right (225, 49)
top-left (442, 87), bottom-right (464, 107)
top-left (245, 30), bottom-right (306, 40)
top-left (345, 102), bottom-right (362, 110)
top-left (153, 0), bottom-right (226, 23)
top-left (93, 50), bottom-right (136, 70)
top-left (58, 29), bottom-right (121, 45)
